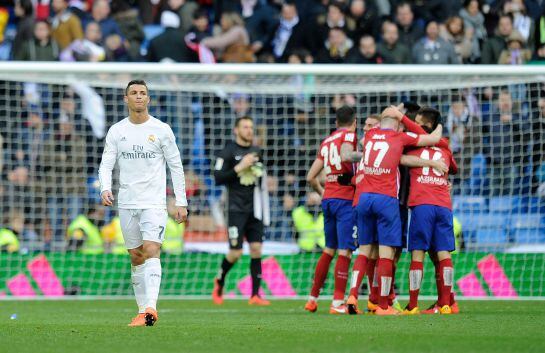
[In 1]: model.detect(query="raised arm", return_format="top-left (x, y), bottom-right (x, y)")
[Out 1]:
top-left (416, 124), bottom-right (443, 147)
top-left (98, 128), bottom-right (117, 206)
top-left (401, 115), bottom-right (450, 150)
top-left (306, 158), bottom-right (325, 196)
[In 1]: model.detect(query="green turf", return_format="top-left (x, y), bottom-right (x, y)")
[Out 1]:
top-left (1, 300), bottom-right (544, 353)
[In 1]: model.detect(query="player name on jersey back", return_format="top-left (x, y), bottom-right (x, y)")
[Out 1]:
top-left (360, 129), bottom-right (419, 199)
top-left (318, 129), bottom-right (357, 201)
top-left (407, 146), bottom-right (453, 209)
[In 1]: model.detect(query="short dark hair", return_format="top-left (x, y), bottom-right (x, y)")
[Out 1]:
top-left (403, 101), bottom-right (421, 120)
top-left (396, 1), bottom-right (412, 11)
top-left (336, 105), bottom-right (355, 126)
top-left (235, 116), bottom-right (253, 127)
top-left (125, 80), bottom-right (148, 95)
top-left (417, 107), bottom-right (441, 126)
top-left (193, 8), bottom-right (208, 20)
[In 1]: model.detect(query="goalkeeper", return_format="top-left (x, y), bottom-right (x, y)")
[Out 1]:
top-left (212, 116), bottom-right (270, 306)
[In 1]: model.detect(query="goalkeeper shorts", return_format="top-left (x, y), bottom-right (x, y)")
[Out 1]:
top-left (227, 211), bottom-right (264, 249)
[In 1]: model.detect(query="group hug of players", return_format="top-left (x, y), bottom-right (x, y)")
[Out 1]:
top-left (304, 103), bottom-right (459, 316)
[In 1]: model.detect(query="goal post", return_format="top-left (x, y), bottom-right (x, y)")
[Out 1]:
top-left (0, 63), bottom-right (544, 299)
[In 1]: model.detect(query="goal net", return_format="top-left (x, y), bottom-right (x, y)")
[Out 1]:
top-left (0, 63), bottom-right (544, 299)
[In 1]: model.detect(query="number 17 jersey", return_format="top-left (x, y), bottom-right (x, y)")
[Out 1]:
top-left (317, 128), bottom-right (357, 201)
top-left (361, 129), bottom-right (419, 199)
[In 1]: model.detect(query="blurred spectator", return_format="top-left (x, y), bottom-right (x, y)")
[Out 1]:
top-left (440, 15), bottom-right (480, 63)
top-left (11, 0), bottom-right (35, 60)
top-left (14, 20), bottom-right (59, 61)
top-left (532, 42), bottom-right (545, 61)
top-left (0, 133), bottom-right (3, 176)
top-left (99, 216), bottom-right (126, 254)
top-left (446, 94), bottom-right (473, 153)
top-left (348, 0), bottom-right (380, 40)
top-left (532, 97), bottom-right (545, 192)
top-left (16, 109), bottom-right (46, 174)
top-left (265, 174), bottom-right (292, 241)
top-left (533, 2), bottom-right (545, 53)
top-left (0, 210), bottom-right (22, 253)
top-left (60, 21), bottom-right (106, 61)
top-left (412, 21), bottom-right (460, 64)
top-left (201, 12), bottom-right (254, 62)
top-left (395, 1), bottom-right (425, 49)
top-left (104, 32), bottom-right (130, 61)
top-left (481, 13), bottom-right (514, 64)
top-left (147, 11), bottom-right (194, 62)
top-left (269, 1), bottom-right (313, 62)
top-left (316, 27), bottom-right (353, 63)
top-left (51, 0), bottom-right (84, 50)
top-left (226, 0), bottom-right (278, 55)
top-left (346, 34), bottom-right (383, 64)
top-left (315, 1), bottom-right (356, 49)
top-left (377, 20), bottom-right (411, 64)
top-left (187, 8), bottom-right (211, 43)
top-left (292, 191), bottom-right (325, 252)
top-left (411, 0), bottom-right (452, 22)
top-left (459, 0), bottom-right (487, 46)
top-left (503, 0), bottom-right (534, 43)
top-left (84, 0), bottom-right (124, 40)
top-left (83, 1), bottom-right (128, 62)
top-left (110, 0), bottom-right (145, 61)
top-left (166, 0), bottom-right (198, 34)
top-left (498, 31), bottom-right (532, 64)
top-left (484, 89), bottom-right (525, 196)
top-left (40, 112), bottom-right (87, 241)
top-left (66, 205), bottom-right (104, 253)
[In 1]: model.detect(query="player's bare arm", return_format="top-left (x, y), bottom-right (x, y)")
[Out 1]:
top-left (306, 158), bottom-right (324, 196)
top-left (340, 142), bottom-right (363, 162)
top-left (400, 155), bottom-right (448, 175)
top-left (416, 124), bottom-right (443, 147)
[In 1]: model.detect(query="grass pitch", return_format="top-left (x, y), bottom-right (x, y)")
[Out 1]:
top-left (1, 299), bottom-right (544, 353)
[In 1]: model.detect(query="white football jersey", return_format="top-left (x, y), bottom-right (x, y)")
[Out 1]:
top-left (98, 116), bottom-right (188, 209)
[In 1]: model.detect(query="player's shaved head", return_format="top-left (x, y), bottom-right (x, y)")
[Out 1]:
top-left (379, 110), bottom-right (399, 130)
top-left (336, 105), bottom-right (356, 127)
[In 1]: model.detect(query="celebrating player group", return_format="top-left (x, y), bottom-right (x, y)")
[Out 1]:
top-left (304, 103), bottom-right (459, 316)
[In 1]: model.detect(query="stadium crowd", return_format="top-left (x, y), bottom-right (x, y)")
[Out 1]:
top-left (1, 0), bottom-right (545, 64)
top-left (1, 0), bottom-right (545, 253)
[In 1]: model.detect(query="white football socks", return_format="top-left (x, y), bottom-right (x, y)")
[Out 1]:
top-left (131, 263), bottom-right (147, 314)
top-left (144, 258), bottom-right (162, 310)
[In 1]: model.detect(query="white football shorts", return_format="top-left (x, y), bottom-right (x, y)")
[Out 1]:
top-left (118, 208), bottom-right (168, 249)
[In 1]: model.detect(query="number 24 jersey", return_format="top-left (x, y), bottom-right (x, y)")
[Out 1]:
top-left (360, 128), bottom-right (419, 199)
top-left (317, 128), bottom-right (357, 201)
